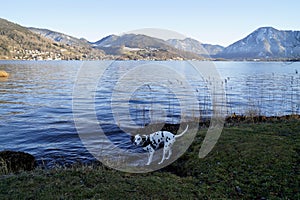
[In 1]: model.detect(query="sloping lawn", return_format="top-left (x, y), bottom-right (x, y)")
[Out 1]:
top-left (1, 120), bottom-right (299, 199)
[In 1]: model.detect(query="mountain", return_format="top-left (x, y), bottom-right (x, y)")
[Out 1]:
top-left (166, 38), bottom-right (224, 56)
top-left (202, 44), bottom-right (225, 56)
top-left (94, 33), bottom-right (180, 51)
top-left (93, 34), bottom-right (202, 60)
top-left (28, 27), bottom-right (90, 47)
top-left (218, 27), bottom-right (300, 60)
top-left (28, 27), bottom-right (105, 59)
top-left (93, 34), bottom-right (120, 47)
top-left (2, 17), bottom-right (300, 61)
top-left (0, 17), bottom-right (201, 60)
top-left (0, 18), bottom-right (105, 60)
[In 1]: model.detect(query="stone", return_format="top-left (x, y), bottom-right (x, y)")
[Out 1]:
top-left (0, 70), bottom-right (9, 77)
top-left (0, 151), bottom-right (36, 173)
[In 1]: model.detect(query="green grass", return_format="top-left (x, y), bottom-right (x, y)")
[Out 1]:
top-left (0, 120), bottom-right (299, 199)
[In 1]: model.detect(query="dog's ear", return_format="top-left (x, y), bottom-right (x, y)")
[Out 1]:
top-left (130, 135), bottom-right (135, 142)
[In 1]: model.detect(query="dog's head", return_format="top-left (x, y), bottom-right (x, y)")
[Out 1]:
top-left (131, 134), bottom-right (143, 146)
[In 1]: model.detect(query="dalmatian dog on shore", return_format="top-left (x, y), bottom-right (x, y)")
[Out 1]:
top-left (131, 125), bottom-right (189, 165)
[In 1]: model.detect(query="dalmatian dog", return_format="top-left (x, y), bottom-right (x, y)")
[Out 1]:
top-left (131, 125), bottom-right (188, 165)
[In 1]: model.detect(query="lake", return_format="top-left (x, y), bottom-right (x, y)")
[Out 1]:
top-left (0, 60), bottom-right (299, 167)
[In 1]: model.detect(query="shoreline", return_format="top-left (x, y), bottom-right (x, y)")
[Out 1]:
top-left (1, 114), bottom-right (299, 171)
top-left (0, 58), bottom-right (300, 62)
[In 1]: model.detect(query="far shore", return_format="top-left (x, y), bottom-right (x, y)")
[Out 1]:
top-left (0, 58), bottom-right (300, 62)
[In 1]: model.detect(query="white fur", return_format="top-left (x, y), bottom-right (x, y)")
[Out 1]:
top-left (132, 125), bottom-right (188, 165)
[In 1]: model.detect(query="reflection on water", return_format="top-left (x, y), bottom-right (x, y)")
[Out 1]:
top-left (216, 62), bottom-right (300, 116)
top-left (0, 60), bottom-right (299, 167)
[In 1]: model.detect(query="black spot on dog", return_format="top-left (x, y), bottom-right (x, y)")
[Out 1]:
top-left (166, 137), bottom-right (170, 142)
top-left (158, 139), bottom-right (160, 143)
top-left (152, 139), bottom-right (157, 147)
top-left (161, 131), bottom-right (164, 137)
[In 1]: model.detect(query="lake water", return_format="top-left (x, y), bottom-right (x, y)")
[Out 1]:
top-left (0, 60), bottom-right (299, 167)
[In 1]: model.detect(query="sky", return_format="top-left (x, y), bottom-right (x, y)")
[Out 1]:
top-left (1, 0), bottom-right (299, 47)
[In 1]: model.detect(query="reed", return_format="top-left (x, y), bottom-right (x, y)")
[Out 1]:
top-left (0, 158), bottom-right (9, 175)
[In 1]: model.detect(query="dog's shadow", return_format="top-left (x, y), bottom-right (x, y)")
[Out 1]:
top-left (134, 123), bottom-right (181, 136)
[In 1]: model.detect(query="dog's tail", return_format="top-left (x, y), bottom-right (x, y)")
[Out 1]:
top-left (175, 125), bottom-right (189, 138)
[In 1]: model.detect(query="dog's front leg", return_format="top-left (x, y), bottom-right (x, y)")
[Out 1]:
top-left (145, 146), bottom-right (154, 165)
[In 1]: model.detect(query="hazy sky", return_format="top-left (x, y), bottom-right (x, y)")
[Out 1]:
top-left (1, 0), bottom-right (299, 46)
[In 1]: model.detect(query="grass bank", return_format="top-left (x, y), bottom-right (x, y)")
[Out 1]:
top-left (1, 120), bottom-right (299, 199)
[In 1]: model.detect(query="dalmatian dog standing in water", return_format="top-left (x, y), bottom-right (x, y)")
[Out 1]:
top-left (131, 125), bottom-right (189, 165)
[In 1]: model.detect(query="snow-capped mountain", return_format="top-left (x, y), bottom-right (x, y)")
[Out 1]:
top-left (202, 44), bottom-right (224, 56)
top-left (167, 38), bottom-right (224, 56)
top-left (28, 27), bottom-right (90, 47)
top-left (2, 16), bottom-right (300, 61)
top-left (0, 18), bottom-right (105, 60)
top-left (218, 27), bottom-right (300, 59)
top-left (92, 34), bottom-right (121, 47)
top-left (27, 25), bottom-right (300, 60)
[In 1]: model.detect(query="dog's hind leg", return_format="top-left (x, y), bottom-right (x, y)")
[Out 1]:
top-left (166, 145), bottom-right (173, 160)
top-left (158, 147), bottom-right (168, 164)
top-left (165, 140), bottom-right (175, 160)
